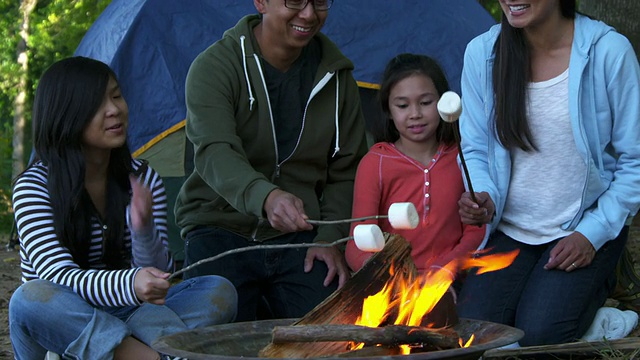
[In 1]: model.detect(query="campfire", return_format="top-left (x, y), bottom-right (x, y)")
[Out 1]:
top-left (152, 233), bottom-right (525, 360)
top-left (258, 234), bottom-right (519, 358)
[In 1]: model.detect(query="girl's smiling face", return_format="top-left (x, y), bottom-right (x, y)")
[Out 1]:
top-left (389, 74), bottom-right (441, 147)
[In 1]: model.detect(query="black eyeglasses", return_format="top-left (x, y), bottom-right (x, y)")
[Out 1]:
top-left (284, 0), bottom-right (333, 11)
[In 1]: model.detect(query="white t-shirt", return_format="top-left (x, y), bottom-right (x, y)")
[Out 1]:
top-left (498, 68), bottom-right (587, 244)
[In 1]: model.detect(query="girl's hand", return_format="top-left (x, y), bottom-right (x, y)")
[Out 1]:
top-left (544, 232), bottom-right (596, 271)
top-left (133, 267), bottom-right (170, 305)
top-left (458, 191), bottom-right (494, 225)
top-left (129, 175), bottom-right (153, 234)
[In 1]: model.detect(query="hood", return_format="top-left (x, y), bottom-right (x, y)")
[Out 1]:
top-left (222, 14), bottom-right (355, 159)
top-left (573, 13), bottom-right (615, 57)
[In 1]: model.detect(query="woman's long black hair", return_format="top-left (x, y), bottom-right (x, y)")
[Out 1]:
top-left (492, 0), bottom-right (576, 151)
top-left (30, 56), bottom-right (133, 269)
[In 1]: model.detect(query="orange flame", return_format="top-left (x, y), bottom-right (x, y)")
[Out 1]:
top-left (460, 250), bottom-right (519, 275)
top-left (352, 249), bottom-right (519, 354)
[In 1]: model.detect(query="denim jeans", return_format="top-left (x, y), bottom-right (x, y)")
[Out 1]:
top-left (457, 227), bottom-right (627, 346)
top-left (184, 226), bottom-right (339, 322)
top-left (9, 275), bottom-right (237, 360)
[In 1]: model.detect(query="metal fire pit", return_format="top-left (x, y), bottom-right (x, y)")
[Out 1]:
top-left (152, 318), bottom-right (524, 360)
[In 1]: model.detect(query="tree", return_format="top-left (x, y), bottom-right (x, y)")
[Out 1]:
top-left (1, 0), bottom-right (110, 234)
top-left (579, 0), bottom-right (640, 59)
top-left (11, 0), bottom-right (37, 180)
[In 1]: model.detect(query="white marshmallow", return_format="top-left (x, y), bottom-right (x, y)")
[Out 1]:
top-left (388, 202), bottom-right (419, 230)
top-left (437, 91), bottom-right (462, 123)
top-left (353, 224), bottom-right (385, 252)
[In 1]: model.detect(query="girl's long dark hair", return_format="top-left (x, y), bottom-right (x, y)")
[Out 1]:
top-left (493, 0), bottom-right (576, 151)
top-left (30, 56), bottom-right (133, 269)
top-left (374, 53), bottom-right (456, 145)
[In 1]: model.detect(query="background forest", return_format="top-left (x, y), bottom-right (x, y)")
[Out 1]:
top-left (0, 0), bottom-right (638, 236)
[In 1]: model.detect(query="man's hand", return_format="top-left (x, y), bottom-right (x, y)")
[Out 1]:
top-left (458, 191), bottom-right (495, 225)
top-left (304, 246), bottom-right (350, 288)
top-left (133, 267), bottom-right (170, 305)
top-left (129, 175), bottom-right (153, 234)
top-left (264, 189), bottom-right (313, 233)
top-left (544, 232), bottom-right (596, 271)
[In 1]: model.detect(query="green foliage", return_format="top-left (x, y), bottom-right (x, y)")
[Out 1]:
top-left (478, 0), bottom-right (502, 22)
top-left (0, 122), bottom-right (13, 233)
top-left (0, 1), bottom-right (20, 125)
top-left (29, 0), bottom-right (111, 93)
top-left (0, 0), bottom-right (111, 234)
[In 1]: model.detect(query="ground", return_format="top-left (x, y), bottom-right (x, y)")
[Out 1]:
top-left (0, 235), bottom-right (20, 359)
top-left (1, 222), bottom-right (640, 359)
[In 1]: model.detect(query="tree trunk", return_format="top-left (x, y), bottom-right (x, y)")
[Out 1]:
top-left (12, 0), bottom-right (37, 179)
top-left (579, 0), bottom-right (640, 59)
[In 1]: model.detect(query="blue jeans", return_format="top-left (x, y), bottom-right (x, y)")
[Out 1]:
top-left (9, 275), bottom-right (237, 360)
top-left (184, 226), bottom-right (338, 322)
top-left (457, 228), bottom-right (627, 346)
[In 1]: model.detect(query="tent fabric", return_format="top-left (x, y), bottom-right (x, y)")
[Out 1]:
top-left (75, 0), bottom-right (495, 160)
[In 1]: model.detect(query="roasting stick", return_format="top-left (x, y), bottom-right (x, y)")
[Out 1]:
top-left (307, 202), bottom-right (419, 230)
top-left (169, 236), bottom-right (353, 280)
top-left (437, 91), bottom-right (478, 204)
top-left (305, 215), bottom-right (387, 225)
top-left (169, 203), bottom-right (419, 279)
top-left (169, 230), bottom-right (384, 280)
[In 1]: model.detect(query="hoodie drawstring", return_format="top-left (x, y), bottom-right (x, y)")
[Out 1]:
top-left (332, 74), bottom-right (340, 157)
top-left (240, 35), bottom-right (255, 111)
top-left (241, 33), bottom-right (340, 158)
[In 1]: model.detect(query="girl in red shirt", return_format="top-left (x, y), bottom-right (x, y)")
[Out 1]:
top-left (345, 54), bottom-right (486, 277)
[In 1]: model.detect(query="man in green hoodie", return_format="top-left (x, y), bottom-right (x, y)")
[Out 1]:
top-left (175, 0), bottom-right (368, 321)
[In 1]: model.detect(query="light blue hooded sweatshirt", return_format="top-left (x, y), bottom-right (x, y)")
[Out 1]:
top-left (460, 14), bottom-right (640, 251)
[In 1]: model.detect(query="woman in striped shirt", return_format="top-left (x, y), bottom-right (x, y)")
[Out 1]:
top-left (9, 57), bottom-right (237, 360)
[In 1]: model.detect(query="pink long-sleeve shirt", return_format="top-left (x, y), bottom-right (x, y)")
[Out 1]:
top-left (346, 142), bottom-right (486, 273)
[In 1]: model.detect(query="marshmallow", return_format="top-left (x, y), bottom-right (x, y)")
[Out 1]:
top-left (437, 91), bottom-right (462, 123)
top-left (353, 224), bottom-right (385, 252)
top-left (388, 202), bottom-right (419, 229)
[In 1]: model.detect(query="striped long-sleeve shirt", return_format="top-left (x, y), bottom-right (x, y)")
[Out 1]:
top-left (12, 159), bottom-right (172, 307)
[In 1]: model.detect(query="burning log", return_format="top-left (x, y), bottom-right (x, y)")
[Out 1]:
top-left (271, 324), bottom-right (460, 349)
top-left (259, 234), bottom-right (460, 358)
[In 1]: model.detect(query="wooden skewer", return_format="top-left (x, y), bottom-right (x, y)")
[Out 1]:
top-left (453, 123), bottom-right (478, 204)
top-left (169, 236), bottom-right (353, 280)
top-left (306, 215), bottom-right (388, 225)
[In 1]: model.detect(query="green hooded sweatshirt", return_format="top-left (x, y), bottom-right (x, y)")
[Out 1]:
top-left (175, 15), bottom-right (368, 243)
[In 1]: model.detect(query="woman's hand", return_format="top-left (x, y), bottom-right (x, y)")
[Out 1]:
top-left (544, 232), bottom-right (596, 272)
top-left (133, 267), bottom-right (170, 305)
top-left (129, 175), bottom-right (153, 234)
top-left (458, 191), bottom-right (495, 225)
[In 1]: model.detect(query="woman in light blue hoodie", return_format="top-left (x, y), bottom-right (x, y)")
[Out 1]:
top-left (456, 0), bottom-right (640, 346)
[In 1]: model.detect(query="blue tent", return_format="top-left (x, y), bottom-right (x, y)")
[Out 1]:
top-left (75, 0), bottom-right (495, 259)
top-left (76, 0), bottom-right (495, 165)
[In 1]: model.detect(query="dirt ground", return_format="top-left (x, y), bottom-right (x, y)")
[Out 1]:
top-left (0, 234), bottom-right (20, 360)
top-left (1, 221), bottom-right (640, 360)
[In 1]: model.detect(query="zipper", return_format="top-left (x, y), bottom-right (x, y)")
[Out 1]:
top-left (273, 72), bottom-right (336, 179)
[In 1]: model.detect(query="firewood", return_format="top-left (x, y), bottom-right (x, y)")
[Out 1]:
top-left (259, 234), bottom-right (418, 358)
top-left (271, 324), bottom-right (461, 349)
